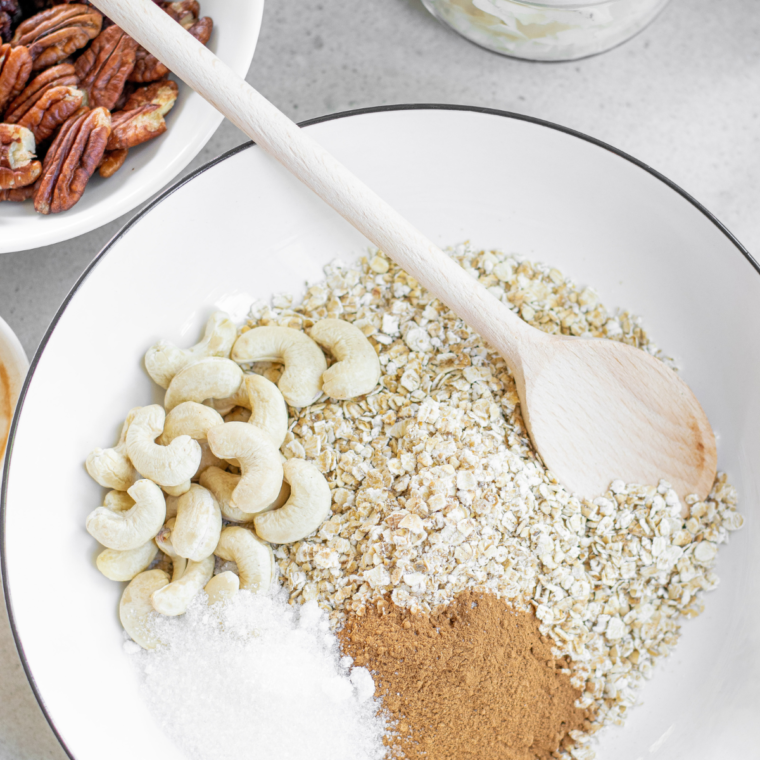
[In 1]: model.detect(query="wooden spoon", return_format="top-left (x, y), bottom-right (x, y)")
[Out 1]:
top-left (90, 0), bottom-right (717, 506)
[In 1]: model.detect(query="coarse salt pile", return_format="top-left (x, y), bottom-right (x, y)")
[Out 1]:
top-left (125, 589), bottom-right (387, 760)
top-left (239, 244), bottom-right (744, 756)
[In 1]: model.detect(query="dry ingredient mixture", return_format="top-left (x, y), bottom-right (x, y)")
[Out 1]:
top-left (339, 591), bottom-right (589, 760)
top-left (238, 243), bottom-right (745, 756)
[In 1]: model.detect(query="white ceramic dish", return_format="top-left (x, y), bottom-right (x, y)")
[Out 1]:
top-left (2, 107), bottom-right (758, 759)
top-left (0, 0), bottom-right (264, 255)
top-left (0, 314), bottom-right (28, 475)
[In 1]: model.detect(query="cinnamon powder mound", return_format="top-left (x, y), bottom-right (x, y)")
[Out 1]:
top-left (339, 592), bottom-right (590, 760)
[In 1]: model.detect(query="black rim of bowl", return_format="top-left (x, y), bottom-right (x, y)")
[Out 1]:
top-left (1, 103), bottom-right (757, 760)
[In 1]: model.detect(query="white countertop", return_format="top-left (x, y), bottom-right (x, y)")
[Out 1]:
top-left (1, 0), bottom-right (758, 757)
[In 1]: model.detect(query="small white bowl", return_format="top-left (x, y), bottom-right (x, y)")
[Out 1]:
top-left (0, 0), bottom-right (264, 254)
top-left (2, 107), bottom-right (759, 759)
top-left (0, 315), bottom-right (28, 475)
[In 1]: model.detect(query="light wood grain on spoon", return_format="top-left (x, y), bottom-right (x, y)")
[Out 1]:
top-left (90, 0), bottom-right (717, 507)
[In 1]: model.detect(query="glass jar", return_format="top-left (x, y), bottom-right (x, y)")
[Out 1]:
top-left (420, 0), bottom-right (671, 62)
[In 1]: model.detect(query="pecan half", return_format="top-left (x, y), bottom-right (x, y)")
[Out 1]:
top-left (0, 183), bottom-right (35, 201)
top-left (129, 4), bottom-right (212, 83)
top-left (124, 79), bottom-right (177, 117)
top-left (74, 25), bottom-right (137, 110)
top-left (17, 84), bottom-right (83, 142)
top-left (34, 105), bottom-right (110, 214)
top-left (4, 62), bottom-right (78, 122)
top-left (0, 43), bottom-right (32, 113)
top-left (106, 103), bottom-right (165, 151)
top-left (11, 4), bottom-right (102, 70)
top-left (0, 122), bottom-right (41, 189)
top-left (127, 47), bottom-right (169, 84)
top-left (98, 146), bottom-right (126, 178)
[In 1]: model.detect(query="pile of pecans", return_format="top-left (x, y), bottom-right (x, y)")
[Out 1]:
top-left (0, 0), bottom-right (212, 212)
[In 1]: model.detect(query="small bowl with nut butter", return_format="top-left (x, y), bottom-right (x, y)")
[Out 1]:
top-left (0, 314), bottom-right (27, 472)
top-left (0, 0), bottom-right (264, 254)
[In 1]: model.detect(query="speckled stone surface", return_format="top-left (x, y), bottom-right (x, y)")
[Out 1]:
top-left (0, 1), bottom-right (758, 757)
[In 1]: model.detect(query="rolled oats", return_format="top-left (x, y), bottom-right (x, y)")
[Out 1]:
top-left (247, 243), bottom-right (742, 753)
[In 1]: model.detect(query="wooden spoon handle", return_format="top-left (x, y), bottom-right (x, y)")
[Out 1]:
top-left (90, 0), bottom-right (535, 371)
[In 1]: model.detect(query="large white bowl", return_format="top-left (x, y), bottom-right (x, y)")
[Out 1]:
top-left (2, 107), bottom-right (758, 759)
top-left (0, 0), bottom-right (264, 254)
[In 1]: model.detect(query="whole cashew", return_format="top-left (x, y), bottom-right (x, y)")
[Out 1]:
top-left (159, 401), bottom-right (224, 443)
top-left (145, 311), bottom-right (238, 389)
top-left (163, 482), bottom-right (191, 497)
top-left (151, 555), bottom-right (214, 616)
top-left (126, 405), bottom-right (202, 487)
top-left (172, 484), bottom-right (222, 561)
top-left (231, 326), bottom-right (326, 407)
top-left (96, 540), bottom-right (158, 582)
top-left (254, 459), bottom-right (331, 544)
top-left (214, 526), bottom-right (274, 593)
top-left (155, 518), bottom-right (187, 581)
top-left (85, 408), bottom-right (141, 491)
top-left (86, 479), bottom-right (167, 551)
top-left (104, 490), bottom-right (135, 512)
top-left (206, 422), bottom-right (283, 514)
top-left (204, 571), bottom-right (239, 604)
top-left (242, 374), bottom-right (289, 448)
top-left (207, 375), bottom-right (288, 448)
top-left (164, 358), bottom-right (243, 413)
top-left (119, 569), bottom-right (170, 650)
top-left (308, 319), bottom-right (381, 399)
top-left (199, 466), bottom-right (289, 523)
top-left (158, 401), bottom-right (226, 479)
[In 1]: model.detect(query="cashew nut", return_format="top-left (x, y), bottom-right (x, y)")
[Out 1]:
top-left (308, 319), bottom-right (381, 399)
top-left (163, 482), bottom-right (191, 497)
top-left (199, 466), bottom-right (289, 523)
top-left (204, 571), bottom-right (239, 604)
top-left (242, 374), bottom-right (289, 448)
top-left (155, 518), bottom-right (187, 581)
top-left (231, 326), bottom-right (326, 407)
top-left (104, 490), bottom-right (135, 512)
top-left (254, 459), bottom-right (331, 544)
top-left (223, 406), bottom-right (251, 423)
top-left (86, 479), bottom-right (167, 551)
top-left (172, 484), bottom-right (222, 561)
top-left (151, 555), bottom-right (214, 616)
top-left (119, 569), bottom-right (170, 650)
top-left (159, 401), bottom-right (224, 443)
top-left (214, 526), bottom-right (274, 592)
top-left (96, 540), bottom-right (158, 582)
top-left (158, 401), bottom-right (226, 479)
top-left (206, 375), bottom-right (288, 447)
top-left (164, 358), bottom-right (243, 413)
top-left (85, 408), bottom-right (141, 491)
top-left (145, 311), bottom-right (237, 389)
top-left (206, 422), bottom-right (283, 514)
top-left (125, 405), bottom-right (202, 487)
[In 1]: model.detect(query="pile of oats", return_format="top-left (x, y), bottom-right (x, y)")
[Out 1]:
top-left (244, 244), bottom-right (743, 756)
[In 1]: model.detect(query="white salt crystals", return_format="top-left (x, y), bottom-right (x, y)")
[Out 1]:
top-left (126, 590), bottom-right (388, 760)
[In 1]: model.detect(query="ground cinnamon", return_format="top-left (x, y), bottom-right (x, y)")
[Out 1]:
top-left (339, 592), bottom-right (590, 760)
